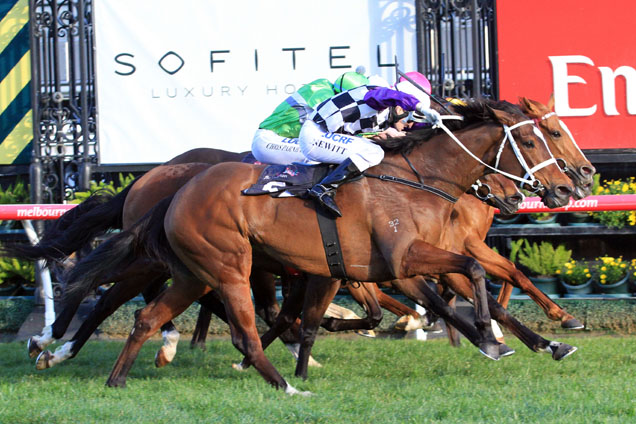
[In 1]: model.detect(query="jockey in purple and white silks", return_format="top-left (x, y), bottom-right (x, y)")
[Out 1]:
top-left (299, 72), bottom-right (441, 217)
top-left (251, 71), bottom-right (370, 165)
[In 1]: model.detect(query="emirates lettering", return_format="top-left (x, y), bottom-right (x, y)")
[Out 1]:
top-left (549, 55), bottom-right (636, 117)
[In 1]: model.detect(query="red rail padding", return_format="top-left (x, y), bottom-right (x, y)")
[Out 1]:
top-left (0, 204), bottom-right (76, 220)
top-left (496, 194), bottom-right (636, 214)
top-left (0, 195), bottom-right (634, 220)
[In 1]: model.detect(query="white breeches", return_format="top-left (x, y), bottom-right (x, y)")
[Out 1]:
top-left (298, 120), bottom-right (385, 171)
top-left (251, 129), bottom-right (313, 165)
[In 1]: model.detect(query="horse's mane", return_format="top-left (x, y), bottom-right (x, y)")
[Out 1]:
top-left (380, 98), bottom-right (525, 154)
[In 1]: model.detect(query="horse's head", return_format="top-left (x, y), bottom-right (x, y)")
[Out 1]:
top-left (487, 103), bottom-right (574, 208)
top-left (472, 173), bottom-right (524, 215)
top-left (519, 95), bottom-right (596, 199)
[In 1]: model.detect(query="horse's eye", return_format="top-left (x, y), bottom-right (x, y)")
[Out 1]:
top-left (551, 130), bottom-right (561, 138)
top-left (522, 139), bottom-right (535, 148)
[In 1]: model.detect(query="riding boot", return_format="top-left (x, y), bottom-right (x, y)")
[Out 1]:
top-left (308, 158), bottom-right (362, 217)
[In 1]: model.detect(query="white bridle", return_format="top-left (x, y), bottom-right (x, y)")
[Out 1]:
top-left (436, 118), bottom-right (558, 190)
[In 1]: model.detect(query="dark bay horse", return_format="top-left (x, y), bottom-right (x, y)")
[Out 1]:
top-left (60, 99), bottom-right (575, 392)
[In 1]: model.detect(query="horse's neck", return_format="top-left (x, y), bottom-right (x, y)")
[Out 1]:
top-left (381, 124), bottom-right (502, 200)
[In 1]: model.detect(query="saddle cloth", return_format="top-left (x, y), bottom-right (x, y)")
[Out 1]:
top-left (242, 163), bottom-right (330, 198)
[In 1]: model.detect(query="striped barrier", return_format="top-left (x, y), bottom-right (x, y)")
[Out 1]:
top-left (0, 0), bottom-right (33, 165)
top-left (0, 195), bottom-right (634, 220)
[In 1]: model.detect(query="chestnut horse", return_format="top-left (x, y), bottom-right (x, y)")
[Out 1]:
top-left (17, 98), bottom-right (588, 374)
top-left (59, 99), bottom-right (575, 392)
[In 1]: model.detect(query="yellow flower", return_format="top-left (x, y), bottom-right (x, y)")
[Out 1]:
top-left (566, 270), bottom-right (572, 275)
top-left (584, 268), bottom-right (589, 273)
top-left (556, 270), bottom-right (561, 274)
top-left (586, 273), bottom-right (591, 278)
top-left (622, 184), bottom-right (629, 192)
top-left (601, 266), bottom-right (607, 271)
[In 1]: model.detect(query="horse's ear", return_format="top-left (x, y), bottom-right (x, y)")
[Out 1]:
top-left (518, 96), bottom-right (540, 116)
top-left (488, 106), bottom-right (516, 126)
top-left (547, 93), bottom-right (555, 111)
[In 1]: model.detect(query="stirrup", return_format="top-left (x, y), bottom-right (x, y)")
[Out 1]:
top-left (308, 185), bottom-right (341, 217)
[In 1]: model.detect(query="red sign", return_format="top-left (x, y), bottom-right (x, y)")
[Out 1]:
top-left (496, 0), bottom-right (636, 150)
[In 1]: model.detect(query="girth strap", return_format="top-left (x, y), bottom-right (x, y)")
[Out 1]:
top-left (315, 207), bottom-right (348, 279)
top-left (363, 173), bottom-right (458, 203)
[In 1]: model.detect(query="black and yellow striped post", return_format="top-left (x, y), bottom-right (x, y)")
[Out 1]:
top-left (0, 0), bottom-right (31, 165)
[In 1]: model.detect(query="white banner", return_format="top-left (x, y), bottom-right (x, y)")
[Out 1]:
top-left (94, 0), bottom-right (418, 164)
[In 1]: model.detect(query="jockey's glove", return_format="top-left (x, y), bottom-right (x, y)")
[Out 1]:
top-left (415, 103), bottom-right (442, 127)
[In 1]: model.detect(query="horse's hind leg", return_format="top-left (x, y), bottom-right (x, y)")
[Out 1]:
top-left (36, 270), bottom-right (168, 370)
top-left (106, 275), bottom-right (209, 388)
top-left (190, 305), bottom-right (213, 350)
top-left (140, 279), bottom-right (183, 368)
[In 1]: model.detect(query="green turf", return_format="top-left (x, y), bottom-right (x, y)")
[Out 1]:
top-left (0, 336), bottom-right (635, 423)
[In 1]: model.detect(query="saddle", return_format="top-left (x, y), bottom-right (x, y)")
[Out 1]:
top-left (242, 163), bottom-right (331, 198)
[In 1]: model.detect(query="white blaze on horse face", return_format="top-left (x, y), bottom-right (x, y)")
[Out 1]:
top-left (389, 219), bottom-right (400, 232)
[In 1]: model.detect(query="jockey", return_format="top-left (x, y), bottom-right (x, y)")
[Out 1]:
top-left (251, 71), bottom-right (370, 165)
top-left (299, 71), bottom-right (442, 217)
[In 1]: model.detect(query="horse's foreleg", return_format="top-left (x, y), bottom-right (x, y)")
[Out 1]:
top-left (220, 279), bottom-right (304, 394)
top-left (466, 237), bottom-right (583, 329)
top-left (391, 277), bottom-right (504, 359)
top-left (236, 275), bottom-right (308, 371)
top-left (296, 276), bottom-right (341, 380)
top-left (374, 285), bottom-right (426, 331)
top-left (321, 282), bottom-right (383, 332)
top-left (401, 241), bottom-right (498, 357)
top-left (106, 275), bottom-right (208, 388)
top-left (486, 293), bottom-right (577, 360)
top-left (444, 295), bottom-right (461, 347)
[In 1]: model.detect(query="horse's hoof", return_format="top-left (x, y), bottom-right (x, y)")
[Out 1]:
top-left (35, 350), bottom-right (52, 370)
top-left (154, 349), bottom-right (170, 368)
top-left (478, 343), bottom-right (500, 361)
top-left (561, 317), bottom-right (585, 330)
top-left (426, 321), bottom-right (444, 334)
top-left (190, 341), bottom-right (206, 351)
top-left (550, 343), bottom-right (578, 361)
top-left (499, 344), bottom-right (516, 357)
top-left (232, 361), bottom-right (248, 371)
top-left (355, 329), bottom-right (376, 338)
top-left (27, 338), bottom-right (43, 359)
top-left (105, 378), bottom-right (126, 388)
top-left (307, 356), bottom-right (323, 368)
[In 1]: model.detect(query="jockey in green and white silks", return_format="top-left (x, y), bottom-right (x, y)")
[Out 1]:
top-left (299, 71), bottom-right (442, 217)
top-left (251, 71), bottom-right (370, 165)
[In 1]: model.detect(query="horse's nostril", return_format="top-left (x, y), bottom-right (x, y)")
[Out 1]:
top-left (580, 165), bottom-right (596, 176)
top-left (556, 185), bottom-right (573, 197)
top-left (507, 195), bottom-right (523, 205)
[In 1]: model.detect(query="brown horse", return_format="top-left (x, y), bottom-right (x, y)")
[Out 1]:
top-left (64, 99), bottom-right (574, 391)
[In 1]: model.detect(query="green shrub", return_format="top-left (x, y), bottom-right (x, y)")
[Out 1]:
top-left (514, 239), bottom-right (572, 277)
top-left (0, 297), bottom-right (34, 332)
top-left (0, 254), bottom-right (35, 288)
top-left (70, 173), bottom-right (136, 204)
top-left (0, 178), bottom-right (30, 227)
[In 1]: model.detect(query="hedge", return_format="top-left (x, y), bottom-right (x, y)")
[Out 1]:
top-left (0, 297), bottom-right (34, 332)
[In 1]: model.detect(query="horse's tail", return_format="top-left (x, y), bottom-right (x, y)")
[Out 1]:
top-left (63, 195), bottom-right (175, 301)
top-left (0, 178), bottom-right (138, 263)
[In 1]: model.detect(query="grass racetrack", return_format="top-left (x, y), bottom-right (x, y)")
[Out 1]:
top-left (1, 335), bottom-right (635, 423)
